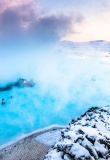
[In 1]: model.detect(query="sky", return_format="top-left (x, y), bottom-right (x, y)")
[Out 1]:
top-left (0, 0), bottom-right (110, 77)
top-left (0, 0), bottom-right (110, 46)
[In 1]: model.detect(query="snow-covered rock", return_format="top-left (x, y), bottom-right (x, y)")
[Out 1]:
top-left (44, 106), bottom-right (110, 160)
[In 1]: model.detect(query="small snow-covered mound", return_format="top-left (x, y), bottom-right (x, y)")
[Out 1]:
top-left (35, 129), bottom-right (62, 146)
top-left (44, 106), bottom-right (110, 160)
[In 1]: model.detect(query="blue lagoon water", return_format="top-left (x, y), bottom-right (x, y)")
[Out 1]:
top-left (0, 55), bottom-right (110, 146)
top-left (0, 85), bottom-right (86, 146)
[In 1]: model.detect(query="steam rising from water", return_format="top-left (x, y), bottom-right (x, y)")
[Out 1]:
top-left (0, 45), bottom-right (110, 145)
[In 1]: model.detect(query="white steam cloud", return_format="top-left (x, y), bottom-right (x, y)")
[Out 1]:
top-left (0, 44), bottom-right (110, 145)
top-left (0, 45), bottom-right (110, 110)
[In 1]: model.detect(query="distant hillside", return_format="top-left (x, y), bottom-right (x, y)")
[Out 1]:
top-left (44, 106), bottom-right (110, 160)
top-left (60, 40), bottom-right (110, 52)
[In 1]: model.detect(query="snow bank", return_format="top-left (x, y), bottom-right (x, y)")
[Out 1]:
top-left (44, 106), bottom-right (110, 160)
top-left (35, 129), bottom-right (62, 146)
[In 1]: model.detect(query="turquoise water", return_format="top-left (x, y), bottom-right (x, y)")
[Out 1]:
top-left (0, 75), bottom-right (110, 146)
top-left (0, 86), bottom-right (84, 145)
top-left (0, 55), bottom-right (110, 146)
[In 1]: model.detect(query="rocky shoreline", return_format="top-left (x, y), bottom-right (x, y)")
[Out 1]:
top-left (1, 106), bottom-right (110, 160)
top-left (45, 106), bottom-right (110, 160)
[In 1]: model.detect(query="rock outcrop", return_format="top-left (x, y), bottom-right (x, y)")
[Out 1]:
top-left (0, 78), bottom-right (35, 91)
top-left (44, 106), bottom-right (110, 160)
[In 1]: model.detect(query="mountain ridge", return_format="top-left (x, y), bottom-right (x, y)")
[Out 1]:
top-left (60, 40), bottom-right (110, 52)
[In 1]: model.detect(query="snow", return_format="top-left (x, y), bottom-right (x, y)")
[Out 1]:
top-left (35, 129), bottom-right (61, 146)
top-left (45, 149), bottom-right (63, 160)
top-left (70, 143), bottom-right (90, 158)
top-left (44, 106), bottom-right (110, 160)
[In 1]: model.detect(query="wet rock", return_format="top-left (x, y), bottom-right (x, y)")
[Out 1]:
top-left (0, 78), bottom-right (35, 92)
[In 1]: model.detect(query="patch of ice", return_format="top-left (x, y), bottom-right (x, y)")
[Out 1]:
top-left (35, 129), bottom-right (61, 146)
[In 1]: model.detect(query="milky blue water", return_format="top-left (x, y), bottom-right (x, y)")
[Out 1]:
top-left (0, 86), bottom-right (84, 146)
top-left (0, 53), bottom-right (110, 146)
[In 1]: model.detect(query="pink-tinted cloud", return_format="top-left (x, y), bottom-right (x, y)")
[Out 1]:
top-left (0, 0), bottom-right (83, 43)
top-left (0, 0), bottom-right (39, 37)
top-left (0, 0), bottom-right (34, 13)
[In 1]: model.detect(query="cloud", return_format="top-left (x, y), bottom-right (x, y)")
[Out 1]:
top-left (28, 15), bottom-right (74, 42)
top-left (0, 0), bottom-right (34, 13)
top-left (0, 0), bottom-right (84, 43)
top-left (0, 0), bottom-right (38, 38)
